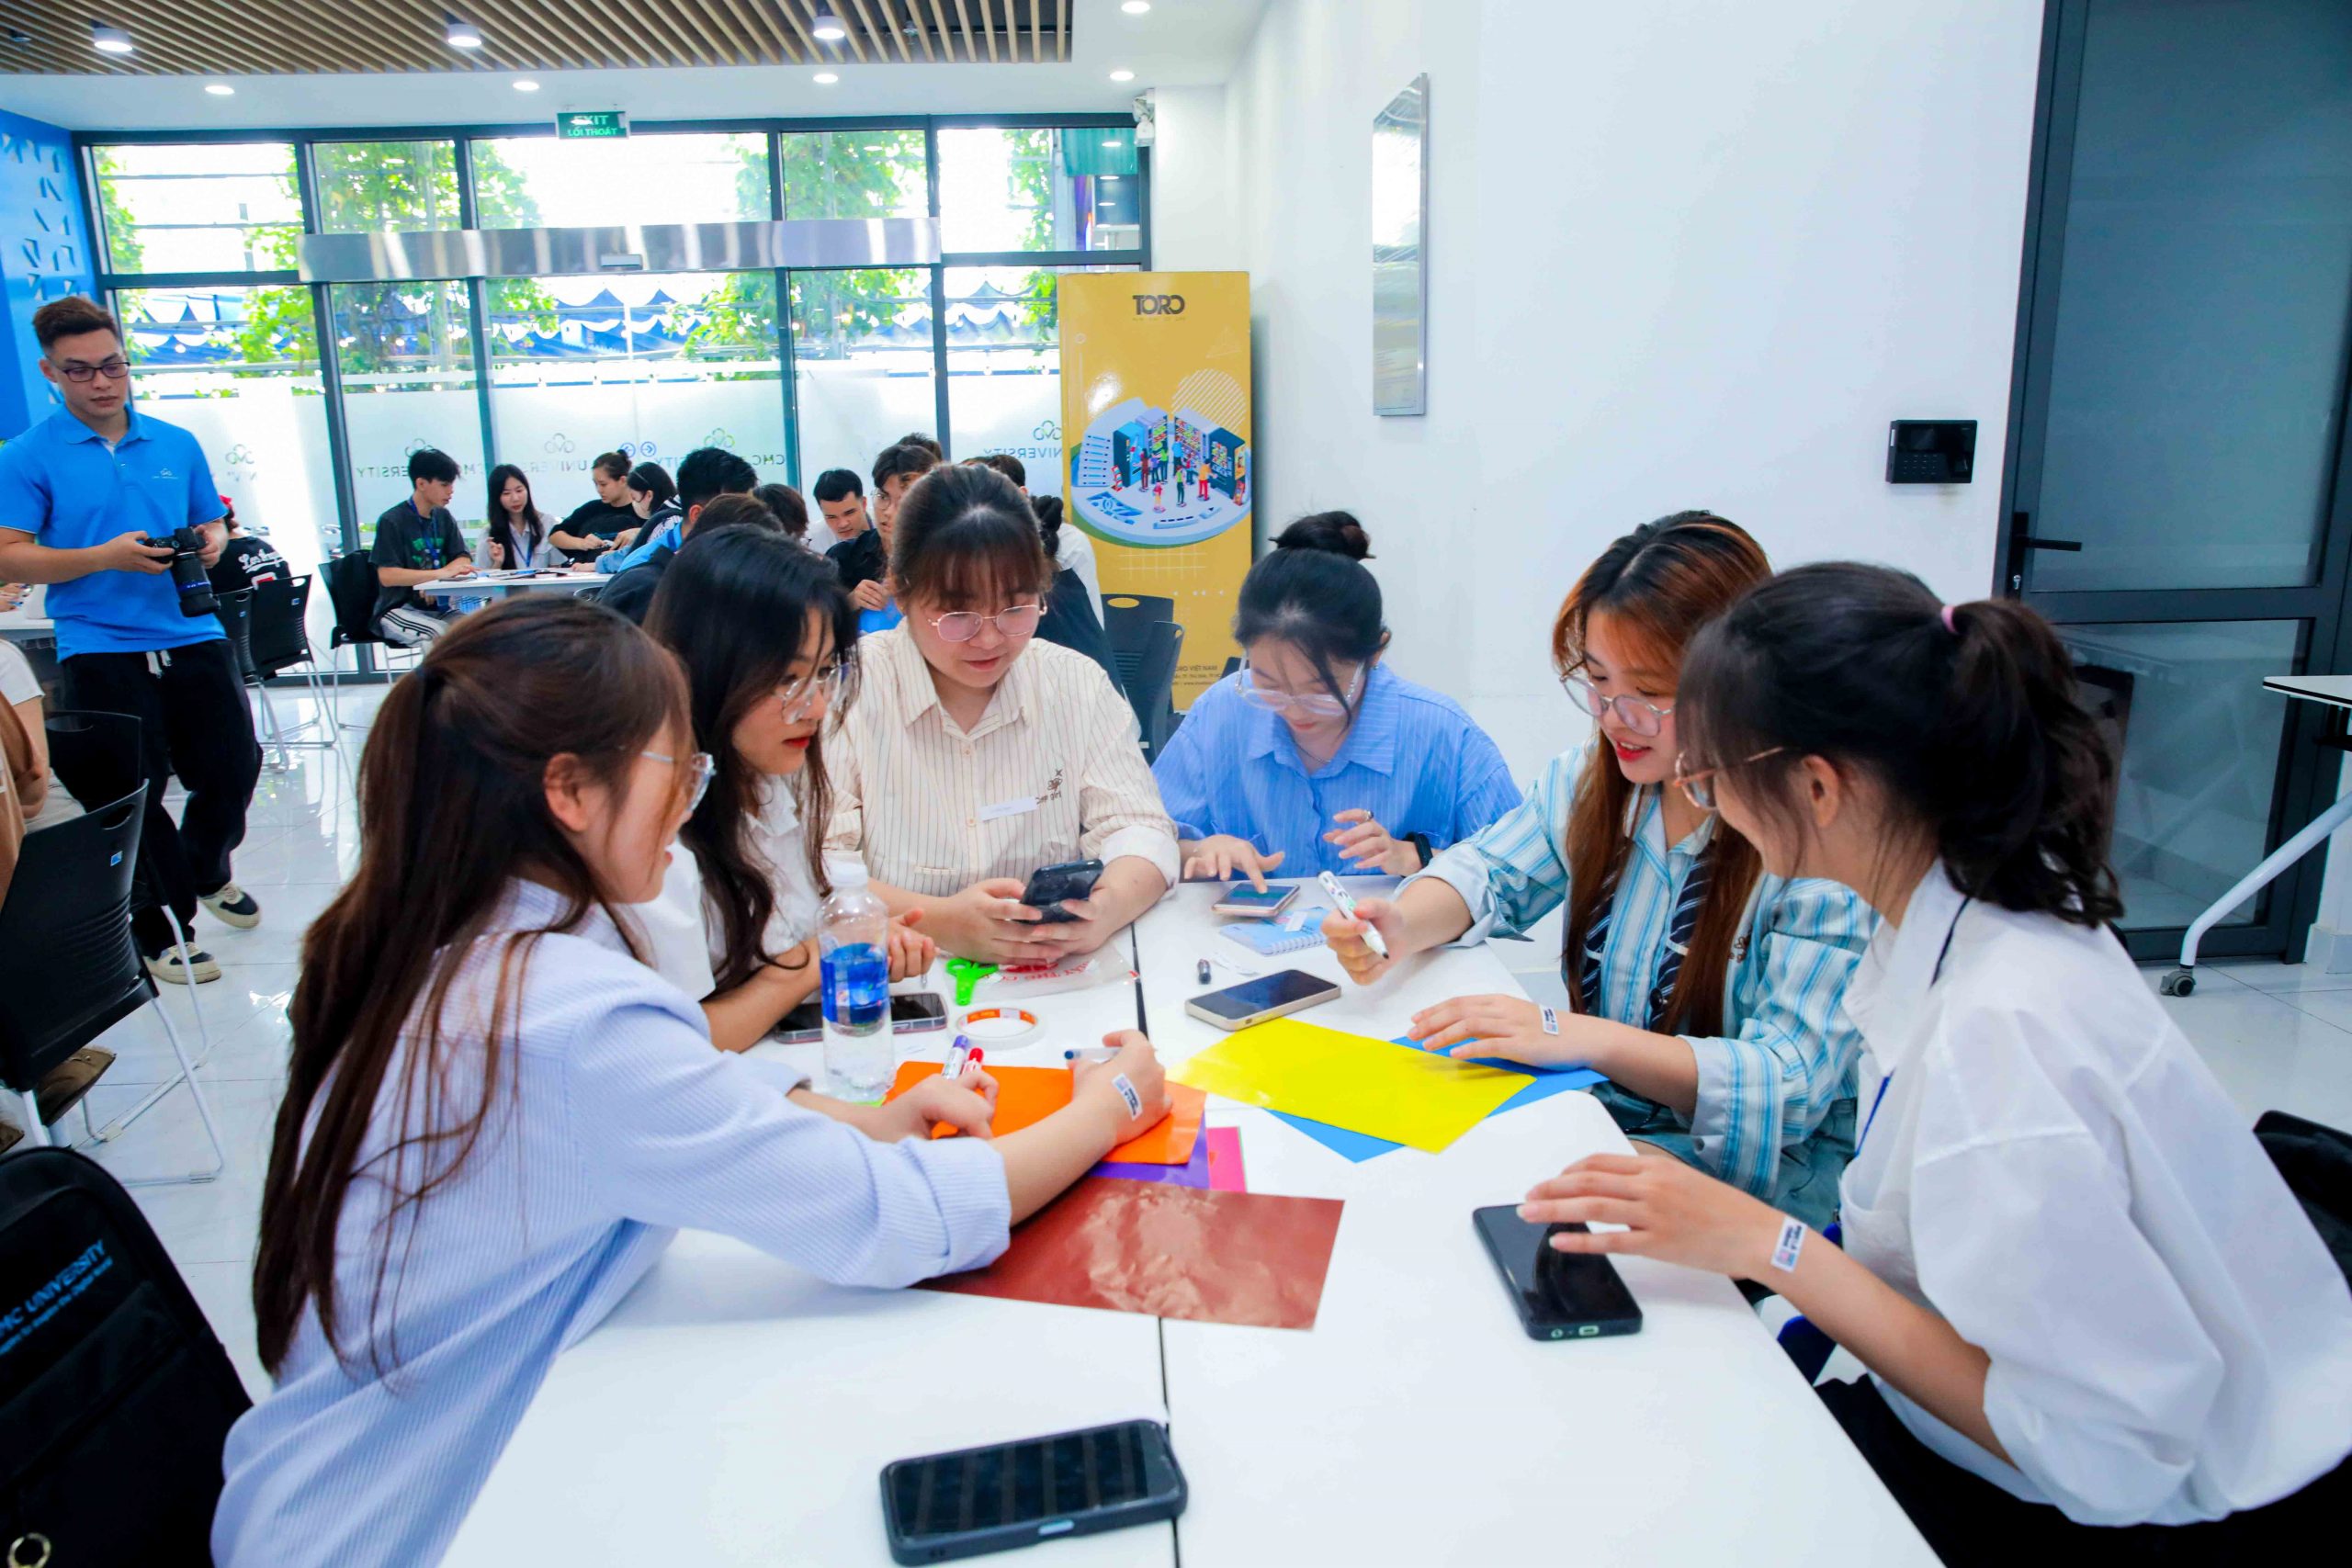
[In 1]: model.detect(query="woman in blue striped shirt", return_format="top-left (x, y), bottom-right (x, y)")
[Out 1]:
top-left (1323, 513), bottom-right (1871, 1227)
top-left (215, 596), bottom-right (1171, 1568)
top-left (1153, 513), bottom-right (1521, 887)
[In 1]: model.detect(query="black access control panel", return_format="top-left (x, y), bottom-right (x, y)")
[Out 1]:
top-left (1886, 420), bottom-right (1976, 483)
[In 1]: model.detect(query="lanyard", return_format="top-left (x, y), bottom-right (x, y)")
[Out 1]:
top-left (1854, 894), bottom-right (1971, 1162)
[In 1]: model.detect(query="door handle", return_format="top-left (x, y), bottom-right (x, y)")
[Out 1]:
top-left (2005, 510), bottom-right (2083, 595)
top-left (2018, 536), bottom-right (2084, 552)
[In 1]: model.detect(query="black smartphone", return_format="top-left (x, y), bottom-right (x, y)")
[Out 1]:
top-left (1021, 859), bottom-right (1104, 924)
top-left (1472, 1205), bottom-right (1644, 1342)
top-left (879, 1418), bottom-right (1186, 1564)
top-left (1182, 967), bottom-right (1340, 1031)
top-left (775, 993), bottom-right (946, 1043)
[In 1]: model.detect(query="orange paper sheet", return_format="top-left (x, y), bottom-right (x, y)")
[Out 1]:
top-left (884, 1062), bottom-right (1205, 1165)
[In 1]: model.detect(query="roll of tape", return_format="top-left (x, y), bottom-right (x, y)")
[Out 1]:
top-left (956, 1006), bottom-right (1043, 1046)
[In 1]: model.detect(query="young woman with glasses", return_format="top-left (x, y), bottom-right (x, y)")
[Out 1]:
top-left (1321, 512), bottom-right (1873, 1228)
top-left (1152, 513), bottom-right (1520, 887)
top-left (631, 525), bottom-right (934, 1053)
top-left (826, 464), bottom-right (1180, 964)
top-left (218, 595), bottom-right (1172, 1567)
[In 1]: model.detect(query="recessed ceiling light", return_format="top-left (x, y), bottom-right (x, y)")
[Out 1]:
top-left (811, 6), bottom-right (848, 42)
top-left (205, 83), bottom-right (236, 96)
top-left (813, 71), bottom-right (840, 85)
top-left (90, 22), bottom-right (134, 55)
top-left (512, 78), bottom-right (539, 92)
top-left (1109, 69), bottom-right (1135, 82)
top-left (1123, 1), bottom-right (1152, 13)
top-left (445, 16), bottom-right (483, 49)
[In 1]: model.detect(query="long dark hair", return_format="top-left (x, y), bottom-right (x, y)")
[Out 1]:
top-left (644, 525), bottom-right (860, 989)
top-left (1555, 512), bottom-right (1770, 1036)
top-left (1680, 563), bottom-right (2121, 924)
top-left (484, 462), bottom-right (546, 567)
top-left (627, 461), bottom-right (675, 511)
top-left (890, 462), bottom-right (1054, 608)
top-left (255, 597), bottom-right (689, 1374)
top-left (1032, 493), bottom-right (1065, 560)
top-left (1233, 512), bottom-right (1385, 719)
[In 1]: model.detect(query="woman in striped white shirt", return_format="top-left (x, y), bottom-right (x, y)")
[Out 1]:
top-left (828, 464), bottom-right (1179, 964)
top-left (216, 596), bottom-right (1171, 1567)
top-left (1324, 513), bottom-right (1871, 1227)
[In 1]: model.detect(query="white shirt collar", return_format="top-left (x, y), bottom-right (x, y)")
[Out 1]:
top-left (1842, 861), bottom-right (1967, 1066)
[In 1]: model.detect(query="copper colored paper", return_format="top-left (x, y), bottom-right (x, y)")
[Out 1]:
top-left (918, 1179), bottom-right (1343, 1330)
top-left (885, 1062), bottom-right (1204, 1164)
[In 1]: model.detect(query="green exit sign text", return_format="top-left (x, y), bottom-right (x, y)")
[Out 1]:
top-left (557, 111), bottom-right (629, 141)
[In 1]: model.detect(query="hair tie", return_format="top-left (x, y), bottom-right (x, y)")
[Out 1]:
top-left (1940, 604), bottom-right (1961, 636)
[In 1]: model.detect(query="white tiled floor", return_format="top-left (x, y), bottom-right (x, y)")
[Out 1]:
top-left (18, 679), bottom-right (2352, 1401)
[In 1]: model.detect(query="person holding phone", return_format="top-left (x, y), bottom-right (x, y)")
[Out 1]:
top-left (827, 464), bottom-right (1177, 964)
top-left (213, 597), bottom-right (1172, 1568)
top-left (1323, 513), bottom-right (1871, 1229)
top-left (630, 525), bottom-right (933, 1052)
top-left (1518, 564), bottom-right (2352, 1559)
top-left (1153, 513), bottom-right (1520, 888)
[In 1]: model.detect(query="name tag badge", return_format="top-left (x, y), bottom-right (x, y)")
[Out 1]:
top-left (978, 795), bottom-right (1038, 823)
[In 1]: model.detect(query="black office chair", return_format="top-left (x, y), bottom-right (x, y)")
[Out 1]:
top-left (1102, 593), bottom-right (1178, 705)
top-left (0, 1147), bottom-right (253, 1563)
top-left (323, 549), bottom-right (412, 733)
top-left (0, 784), bottom-right (223, 1184)
top-left (246, 573), bottom-right (342, 769)
top-left (210, 588), bottom-right (284, 774)
top-left (1125, 620), bottom-right (1186, 760)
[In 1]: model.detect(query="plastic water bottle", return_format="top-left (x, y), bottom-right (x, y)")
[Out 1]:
top-left (818, 855), bottom-right (893, 1101)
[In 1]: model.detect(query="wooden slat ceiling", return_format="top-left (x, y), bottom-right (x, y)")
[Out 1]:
top-left (0, 0), bottom-right (1074, 73)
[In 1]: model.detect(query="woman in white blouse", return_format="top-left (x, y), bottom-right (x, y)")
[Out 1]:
top-left (634, 524), bottom-right (934, 1051)
top-left (828, 463), bottom-right (1178, 964)
top-left (1519, 563), bottom-right (2352, 1559)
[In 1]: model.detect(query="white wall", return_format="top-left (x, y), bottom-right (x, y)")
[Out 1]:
top-left (1157, 0), bottom-right (2047, 791)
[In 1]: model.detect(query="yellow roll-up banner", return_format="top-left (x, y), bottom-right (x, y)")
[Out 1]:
top-left (1058, 271), bottom-right (1252, 707)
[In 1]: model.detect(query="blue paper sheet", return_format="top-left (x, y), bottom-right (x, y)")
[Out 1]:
top-left (1269, 1038), bottom-right (1605, 1162)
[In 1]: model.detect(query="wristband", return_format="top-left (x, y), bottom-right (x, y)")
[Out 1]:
top-left (1111, 1073), bottom-right (1143, 1119)
top-left (1538, 1006), bottom-right (1560, 1036)
top-left (956, 1006), bottom-right (1041, 1046)
top-left (1770, 1217), bottom-right (1806, 1273)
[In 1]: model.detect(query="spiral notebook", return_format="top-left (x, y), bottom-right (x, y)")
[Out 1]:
top-left (1218, 907), bottom-right (1331, 956)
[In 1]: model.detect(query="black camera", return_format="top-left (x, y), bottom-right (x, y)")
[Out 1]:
top-left (141, 527), bottom-right (217, 618)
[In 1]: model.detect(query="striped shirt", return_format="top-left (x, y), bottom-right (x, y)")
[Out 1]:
top-left (211, 880), bottom-right (1009, 1568)
top-left (1151, 664), bottom-right (1522, 878)
top-left (826, 626), bottom-right (1180, 896)
top-left (1410, 745), bottom-right (1872, 1224)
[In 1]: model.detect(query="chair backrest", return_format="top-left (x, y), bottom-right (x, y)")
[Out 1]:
top-left (1102, 593), bottom-right (1178, 700)
top-left (0, 785), bottom-right (151, 1092)
top-left (247, 573), bottom-right (315, 676)
top-left (322, 551), bottom-right (381, 648)
top-left (1126, 620), bottom-right (1185, 758)
top-left (213, 588), bottom-right (257, 682)
top-left (42, 710), bottom-right (143, 820)
top-left (0, 1146), bottom-right (254, 1562)
top-left (2257, 1109), bottom-right (2352, 1289)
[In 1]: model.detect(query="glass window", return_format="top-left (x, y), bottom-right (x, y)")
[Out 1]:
top-left (944, 265), bottom-right (1134, 491)
top-left (330, 282), bottom-right (485, 546)
top-left (486, 271), bottom-right (787, 517)
top-left (115, 285), bottom-right (337, 649)
top-left (781, 130), bottom-right (928, 220)
top-left (936, 127), bottom-right (1143, 254)
top-left (468, 133), bottom-right (771, 229)
top-left (311, 140), bottom-right (460, 232)
top-left (791, 268), bottom-right (936, 481)
top-left (94, 142), bottom-right (300, 275)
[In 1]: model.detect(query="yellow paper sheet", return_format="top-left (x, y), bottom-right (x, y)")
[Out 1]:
top-left (1171, 1019), bottom-right (1531, 1154)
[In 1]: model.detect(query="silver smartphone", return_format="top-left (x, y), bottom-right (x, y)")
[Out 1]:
top-left (1183, 967), bottom-right (1341, 1031)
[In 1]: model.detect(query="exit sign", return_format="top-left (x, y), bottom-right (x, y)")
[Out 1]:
top-left (557, 111), bottom-right (629, 141)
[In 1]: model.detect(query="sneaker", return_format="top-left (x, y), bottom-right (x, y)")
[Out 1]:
top-left (145, 948), bottom-right (222, 985)
top-left (200, 883), bottom-right (263, 930)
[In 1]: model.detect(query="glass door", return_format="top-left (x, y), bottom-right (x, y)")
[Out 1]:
top-left (2004, 0), bottom-right (2352, 957)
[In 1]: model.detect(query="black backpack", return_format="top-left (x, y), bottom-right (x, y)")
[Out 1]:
top-left (0, 1148), bottom-right (252, 1564)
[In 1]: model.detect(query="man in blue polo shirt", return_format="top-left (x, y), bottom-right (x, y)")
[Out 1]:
top-left (0, 296), bottom-right (263, 985)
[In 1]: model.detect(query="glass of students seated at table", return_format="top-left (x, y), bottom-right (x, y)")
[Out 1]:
top-left (548, 450), bottom-right (639, 563)
top-left (1324, 512), bottom-right (1871, 1232)
top-left (824, 461), bottom-right (1181, 964)
top-left (1152, 511), bottom-right (1521, 887)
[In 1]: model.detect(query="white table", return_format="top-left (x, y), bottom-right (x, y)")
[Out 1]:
top-left (2162, 673), bottom-right (2352, 996)
top-left (447, 889), bottom-right (1936, 1565)
top-left (414, 571), bottom-right (608, 603)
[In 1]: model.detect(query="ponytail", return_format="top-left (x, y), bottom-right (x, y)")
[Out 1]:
top-left (1679, 563), bottom-right (2120, 925)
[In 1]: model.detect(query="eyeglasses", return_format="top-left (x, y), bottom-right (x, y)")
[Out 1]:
top-left (928, 602), bottom-right (1043, 643)
top-left (1562, 671), bottom-right (1675, 738)
top-left (1673, 748), bottom-right (1786, 811)
top-left (57, 358), bottom-right (130, 383)
top-left (1238, 662), bottom-right (1363, 720)
top-left (642, 749), bottom-right (716, 813)
top-left (776, 664), bottom-right (843, 721)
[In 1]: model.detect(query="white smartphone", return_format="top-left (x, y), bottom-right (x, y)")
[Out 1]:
top-left (1183, 968), bottom-right (1341, 1031)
